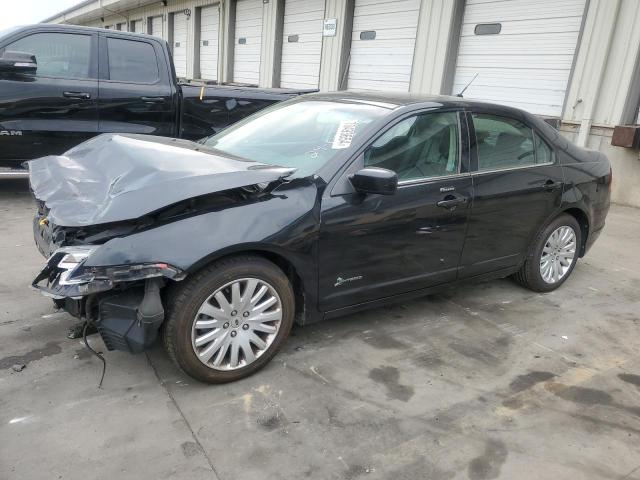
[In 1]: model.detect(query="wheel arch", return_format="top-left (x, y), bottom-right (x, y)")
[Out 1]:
top-left (561, 207), bottom-right (590, 257)
top-left (183, 245), bottom-right (312, 325)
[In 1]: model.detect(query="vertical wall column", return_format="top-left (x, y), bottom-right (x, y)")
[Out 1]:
top-left (318, 0), bottom-right (354, 91)
top-left (564, 0), bottom-right (640, 129)
top-left (409, 0), bottom-right (463, 95)
top-left (259, 0), bottom-right (285, 87)
top-left (219, 0), bottom-right (235, 83)
top-left (187, 9), bottom-right (198, 79)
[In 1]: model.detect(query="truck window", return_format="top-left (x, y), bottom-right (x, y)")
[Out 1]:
top-left (2, 32), bottom-right (91, 79)
top-left (107, 38), bottom-right (159, 84)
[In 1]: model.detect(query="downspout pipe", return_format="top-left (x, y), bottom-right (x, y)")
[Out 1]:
top-left (577, 0), bottom-right (621, 147)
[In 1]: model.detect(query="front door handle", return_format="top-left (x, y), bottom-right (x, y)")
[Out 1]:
top-left (140, 96), bottom-right (165, 103)
top-left (542, 179), bottom-right (562, 191)
top-left (437, 193), bottom-right (468, 210)
top-left (63, 91), bottom-right (91, 99)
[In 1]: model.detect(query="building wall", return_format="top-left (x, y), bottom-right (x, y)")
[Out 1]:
top-left (48, 0), bottom-right (640, 206)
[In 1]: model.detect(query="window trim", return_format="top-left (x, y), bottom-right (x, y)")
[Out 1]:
top-left (363, 110), bottom-right (466, 185)
top-left (102, 35), bottom-right (161, 85)
top-left (467, 111), bottom-right (557, 175)
top-left (0, 31), bottom-right (97, 81)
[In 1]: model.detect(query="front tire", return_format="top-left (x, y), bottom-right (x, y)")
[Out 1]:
top-left (163, 255), bottom-right (295, 384)
top-left (514, 214), bottom-right (581, 292)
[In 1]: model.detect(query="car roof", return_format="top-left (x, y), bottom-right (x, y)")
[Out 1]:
top-left (7, 23), bottom-right (154, 41)
top-left (302, 90), bottom-right (534, 118)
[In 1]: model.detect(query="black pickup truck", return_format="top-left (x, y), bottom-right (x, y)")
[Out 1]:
top-left (0, 24), bottom-right (313, 176)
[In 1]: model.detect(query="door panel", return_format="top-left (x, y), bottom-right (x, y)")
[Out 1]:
top-left (319, 176), bottom-right (472, 311)
top-left (97, 35), bottom-right (176, 137)
top-left (318, 109), bottom-right (471, 311)
top-left (460, 111), bottom-right (564, 277)
top-left (0, 31), bottom-right (98, 166)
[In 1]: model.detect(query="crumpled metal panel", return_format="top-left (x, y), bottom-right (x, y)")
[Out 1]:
top-left (28, 133), bottom-right (295, 227)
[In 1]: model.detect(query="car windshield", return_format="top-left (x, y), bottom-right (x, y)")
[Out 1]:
top-left (203, 100), bottom-right (390, 176)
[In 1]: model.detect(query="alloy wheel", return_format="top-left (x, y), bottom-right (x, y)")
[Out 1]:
top-left (540, 225), bottom-right (576, 284)
top-left (191, 278), bottom-right (283, 371)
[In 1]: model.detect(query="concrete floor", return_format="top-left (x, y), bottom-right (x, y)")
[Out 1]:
top-left (1, 178), bottom-right (639, 480)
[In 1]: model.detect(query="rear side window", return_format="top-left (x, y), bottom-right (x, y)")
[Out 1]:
top-left (534, 132), bottom-right (555, 164)
top-left (107, 38), bottom-right (159, 83)
top-left (472, 113), bottom-right (535, 171)
top-left (3, 32), bottom-right (91, 79)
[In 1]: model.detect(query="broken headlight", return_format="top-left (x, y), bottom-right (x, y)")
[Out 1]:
top-left (52, 246), bottom-right (183, 286)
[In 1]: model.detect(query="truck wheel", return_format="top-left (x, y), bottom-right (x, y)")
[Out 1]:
top-left (513, 214), bottom-right (581, 292)
top-left (163, 255), bottom-right (294, 383)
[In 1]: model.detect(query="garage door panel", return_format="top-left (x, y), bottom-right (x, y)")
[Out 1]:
top-left (280, 0), bottom-right (324, 89)
top-left (200, 5), bottom-right (220, 80)
top-left (456, 54), bottom-right (576, 70)
top-left (348, 79), bottom-right (411, 91)
top-left (347, 0), bottom-right (420, 92)
top-left (173, 12), bottom-right (188, 78)
top-left (352, 12), bottom-right (420, 32)
top-left (352, 0), bottom-right (420, 15)
top-left (454, 69), bottom-right (570, 90)
top-left (460, 17), bottom-right (585, 36)
top-left (463, 0), bottom-right (585, 22)
top-left (234, 0), bottom-right (263, 85)
top-left (453, 0), bottom-right (586, 116)
top-left (151, 16), bottom-right (164, 39)
top-left (459, 33), bottom-right (585, 55)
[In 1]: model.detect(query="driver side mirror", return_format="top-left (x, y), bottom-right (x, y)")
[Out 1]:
top-left (350, 167), bottom-right (398, 195)
top-left (0, 51), bottom-right (37, 74)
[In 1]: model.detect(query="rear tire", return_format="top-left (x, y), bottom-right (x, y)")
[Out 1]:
top-left (513, 214), bottom-right (581, 292)
top-left (163, 255), bottom-right (295, 384)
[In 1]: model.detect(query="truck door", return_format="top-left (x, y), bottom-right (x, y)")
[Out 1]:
top-left (0, 30), bottom-right (98, 169)
top-left (97, 34), bottom-right (177, 138)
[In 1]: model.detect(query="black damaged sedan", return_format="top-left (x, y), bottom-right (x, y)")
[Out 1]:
top-left (29, 92), bottom-right (611, 383)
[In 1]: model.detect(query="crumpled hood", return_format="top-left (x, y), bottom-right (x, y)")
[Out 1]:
top-left (29, 133), bottom-right (295, 227)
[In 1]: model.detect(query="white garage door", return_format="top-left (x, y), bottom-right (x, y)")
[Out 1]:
top-left (453, 0), bottom-right (587, 117)
top-left (173, 12), bottom-right (189, 78)
top-left (233, 0), bottom-right (263, 85)
top-left (200, 5), bottom-right (220, 80)
top-left (280, 0), bottom-right (325, 89)
top-left (347, 0), bottom-right (421, 91)
top-left (150, 16), bottom-right (164, 39)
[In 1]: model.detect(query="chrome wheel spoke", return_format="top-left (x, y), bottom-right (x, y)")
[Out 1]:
top-left (239, 336), bottom-right (256, 364)
top-left (194, 328), bottom-right (223, 347)
top-left (191, 277), bottom-right (283, 371)
top-left (197, 302), bottom-right (228, 321)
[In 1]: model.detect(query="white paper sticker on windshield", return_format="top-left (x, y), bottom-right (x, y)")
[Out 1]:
top-left (332, 121), bottom-right (357, 149)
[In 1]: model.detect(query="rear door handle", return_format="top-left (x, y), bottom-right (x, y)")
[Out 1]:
top-left (140, 96), bottom-right (165, 103)
top-left (63, 91), bottom-right (91, 99)
top-left (437, 193), bottom-right (468, 210)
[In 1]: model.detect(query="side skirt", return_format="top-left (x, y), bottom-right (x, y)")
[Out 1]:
top-left (320, 266), bottom-right (521, 322)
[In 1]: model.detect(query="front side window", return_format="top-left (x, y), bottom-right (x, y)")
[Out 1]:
top-left (472, 113), bottom-right (536, 171)
top-left (3, 32), bottom-right (91, 79)
top-left (203, 100), bottom-right (389, 177)
top-left (107, 38), bottom-right (158, 83)
top-left (364, 112), bottom-right (460, 181)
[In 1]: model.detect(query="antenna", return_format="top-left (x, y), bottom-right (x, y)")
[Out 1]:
top-left (456, 73), bottom-right (478, 98)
